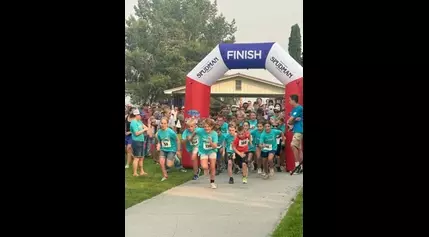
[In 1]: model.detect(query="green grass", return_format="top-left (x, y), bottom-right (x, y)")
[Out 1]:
top-left (125, 158), bottom-right (193, 209)
top-left (271, 189), bottom-right (303, 237)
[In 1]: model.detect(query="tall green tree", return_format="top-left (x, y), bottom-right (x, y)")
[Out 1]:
top-left (288, 24), bottom-right (302, 65)
top-left (125, 0), bottom-right (237, 104)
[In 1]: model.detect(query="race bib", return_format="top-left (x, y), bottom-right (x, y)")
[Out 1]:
top-left (161, 139), bottom-right (171, 148)
top-left (263, 144), bottom-right (273, 151)
top-left (191, 137), bottom-right (199, 146)
top-left (239, 139), bottom-right (248, 147)
top-left (203, 142), bottom-right (211, 150)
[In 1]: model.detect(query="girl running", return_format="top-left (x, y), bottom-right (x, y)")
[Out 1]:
top-left (233, 126), bottom-right (251, 184)
top-left (224, 124), bottom-right (237, 184)
top-left (156, 117), bottom-right (182, 182)
top-left (195, 119), bottom-right (219, 189)
top-left (250, 121), bottom-right (264, 174)
top-left (243, 121), bottom-right (255, 172)
top-left (259, 121), bottom-right (285, 179)
top-left (216, 126), bottom-right (226, 175)
top-left (182, 118), bottom-right (200, 180)
top-left (248, 112), bottom-right (258, 130)
top-left (130, 109), bottom-right (150, 176)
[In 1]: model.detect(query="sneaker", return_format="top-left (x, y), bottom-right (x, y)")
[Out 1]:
top-left (262, 173), bottom-right (269, 179)
top-left (125, 164), bottom-right (129, 169)
top-left (192, 175), bottom-right (199, 180)
top-left (179, 168), bottom-right (187, 172)
top-left (257, 168), bottom-right (262, 174)
top-left (269, 168), bottom-right (274, 177)
top-left (242, 177), bottom-right (248, 184)
top-left (210, 183), bottom-right (217, 189)
top-left (229, 177), bottom-right (234, 184)
top-left (161, 177), bottom-right (168, 182)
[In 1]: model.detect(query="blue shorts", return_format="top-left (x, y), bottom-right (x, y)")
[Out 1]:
top-left (261, 150), bottom-right (276, 158)
top-left (125, 135), bottom-right (132, 145)
top-left (159, 150), bottom-right (176, 161)
top-left (131, 140), bottom-right (145, 158)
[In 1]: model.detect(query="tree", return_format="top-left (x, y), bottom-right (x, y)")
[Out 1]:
top-left (125, 0), bottom-right (237, 104)
top-left (288, 24), bottom-right (302, 65)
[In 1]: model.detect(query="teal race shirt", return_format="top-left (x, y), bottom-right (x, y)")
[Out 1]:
top-left (260, 129), bottom-right (282, 152)
top-left (182, 129), bottom-right (199, 153)
top-left (290, 105), bottom-right (303, 134)
top-left (195, 128), bottom-right (218, 155)
top-left (250, 129), bottom-right (263, 149)
top-left (217, 132), bottom-right (225, 149)
top-left (224, 133), bottom-right (236, 153)
top-left (157, 128), bottom-right (178, 152)
top-left (220, 122), bottom-right (229, 136)
top-left (130, 120), bottom-right (145, 142)
top-left (248, 119), bottom-right (258, 130)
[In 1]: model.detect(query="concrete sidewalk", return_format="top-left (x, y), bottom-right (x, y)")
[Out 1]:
top-left (125, 172), bottom-right (303, 237)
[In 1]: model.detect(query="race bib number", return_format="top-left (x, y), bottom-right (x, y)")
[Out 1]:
top-left (161, 139), bottom-right (171, 148)
top-left (239, 139), bottom-right (248, 147)
top-left (203, 142), bottom-right (211, 150)
top-left (263, 144), bottom-right (273, 151)
top-left (191, 137), bottom-right (199, 146)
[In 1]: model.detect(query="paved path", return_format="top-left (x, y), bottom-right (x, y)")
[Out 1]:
top-left (125, 172), bottom-right (303, 237)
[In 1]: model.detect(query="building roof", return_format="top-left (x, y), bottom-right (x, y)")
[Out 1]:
top-left (164, 73), bottom-right (285, 95)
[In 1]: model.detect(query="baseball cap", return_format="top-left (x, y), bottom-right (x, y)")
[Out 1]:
top-left (132, 109), bottom-right (140, 115)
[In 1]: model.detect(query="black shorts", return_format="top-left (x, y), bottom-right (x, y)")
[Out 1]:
top-left (275, 142), bottom-right (284, 156)
top-left (235, 152), bottom-right (249, 166)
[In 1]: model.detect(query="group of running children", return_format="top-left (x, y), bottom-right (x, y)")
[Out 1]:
top-left (128, 96), bottom-right (303, 190)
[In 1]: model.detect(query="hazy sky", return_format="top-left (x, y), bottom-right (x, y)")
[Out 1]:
top-left (125, 0), bottom-right (303, 87)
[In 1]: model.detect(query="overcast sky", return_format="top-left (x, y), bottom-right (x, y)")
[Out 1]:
top-left (125, 0), bottom-right (303, 103)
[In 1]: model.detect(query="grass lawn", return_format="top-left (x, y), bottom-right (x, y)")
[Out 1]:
top-left (271, 189), bottom-right (303, 237)
top-left (125, 158), bottom-right (193, 209)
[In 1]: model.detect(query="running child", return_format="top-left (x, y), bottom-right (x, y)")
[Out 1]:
top-left (156, 117), bottom-right (183, 182)
top-left (250, 121), bottom-right (264, 174)
top-left (195, 119), bottom-right (219, 189)
top-left (215, 125), bottom-right (226, 175)
top-left (182, 118), bottom-right (200, 180)
top-left (259, 121), bottom-right (285, 179)
top-left (243, 121), bottom-right (255, 171)
top-left (224, 124), bottom-right (237, 184)
top-left (233, 126), bottom-right (252, 184)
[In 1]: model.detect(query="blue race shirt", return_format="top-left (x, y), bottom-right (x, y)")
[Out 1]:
top-left (182, 129), bottom-right (199, 153)
top-left (195, 128), bottom-right (218, 155)
top-left (290, 105), bottom-right (303, 133)
top-left (157, 128), bottom-right (178, 152)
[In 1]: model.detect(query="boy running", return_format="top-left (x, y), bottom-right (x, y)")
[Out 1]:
top-left (233, 126), bottom-right (252, 184)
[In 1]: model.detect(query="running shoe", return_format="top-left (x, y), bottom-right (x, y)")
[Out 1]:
top-left (269, 168), bottom-right (275, 177)
top-left (125, 164), bottom-right (129, 169)
top-left (192, 175), bottom-right (199, 180)
top-left (161, 177), bottom-right (168, 182)
top-left (257, 168), bottom-right (262, 174)
top-left (242, 177), bottom-right (248, 184)
top-left (229, 177), bottom-right (234, 184)
top-left (210, 183), bottom-right (217, 189)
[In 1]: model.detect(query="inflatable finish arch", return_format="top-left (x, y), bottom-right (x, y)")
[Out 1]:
top-left (183, 42), bottom-right (303, 171)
